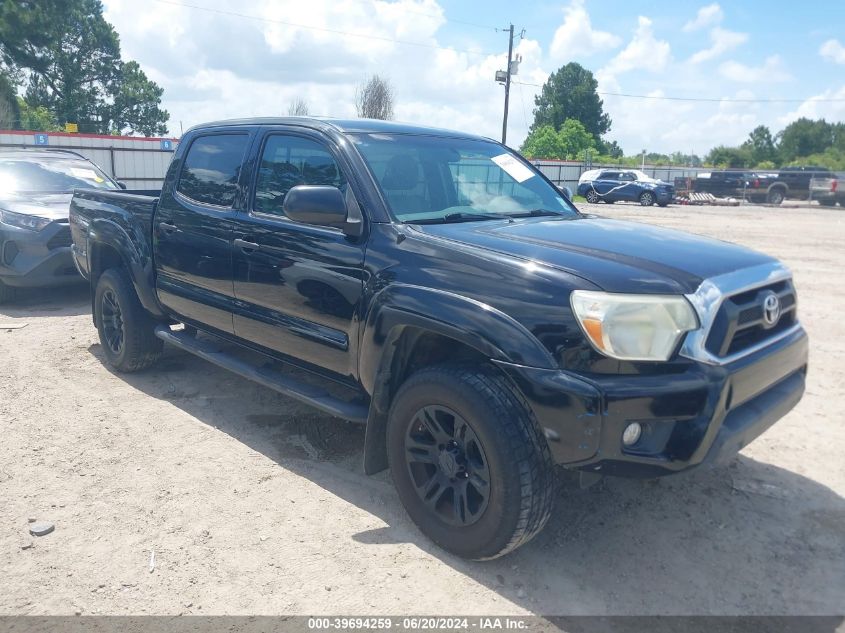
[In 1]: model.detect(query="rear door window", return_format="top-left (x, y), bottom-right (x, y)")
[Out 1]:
top-left (177, 134), bottom-right (249, 207)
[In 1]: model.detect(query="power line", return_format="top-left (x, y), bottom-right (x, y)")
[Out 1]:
top-left (152, 0), bottom-right (499, 57)
top-left (510, 80), bottom-right (845, 103)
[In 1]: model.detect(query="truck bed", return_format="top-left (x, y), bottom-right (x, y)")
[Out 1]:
top-left (69, 188), bottom-right (160, 281)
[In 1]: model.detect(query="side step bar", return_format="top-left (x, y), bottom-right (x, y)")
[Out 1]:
top-left (154, 326), bottom-right (369, 424)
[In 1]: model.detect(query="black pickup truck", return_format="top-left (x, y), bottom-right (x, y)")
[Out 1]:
top-left (694, 167), bottom-right (833, 204)
top-left (69, 117), bottom-right (808, 559)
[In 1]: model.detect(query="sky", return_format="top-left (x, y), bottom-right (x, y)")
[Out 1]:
top-left (102, 0), bottom-right (845, 155)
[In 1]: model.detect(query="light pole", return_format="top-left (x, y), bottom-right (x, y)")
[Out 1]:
top-left (641, 149), bottom-right (646, 170)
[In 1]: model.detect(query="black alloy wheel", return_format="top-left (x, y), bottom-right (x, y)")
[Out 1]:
top-left (404, 405), bottom-right (491, 527)
top-left (100, 288), bottom-right (125, 356)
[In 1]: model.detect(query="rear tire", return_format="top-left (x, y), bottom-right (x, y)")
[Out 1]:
top-left (585, 189), bottom-right (600, 204)
top-left (639, 191), bottom-right (655, 206)
top-left (387, 364), bottom-right (555, 560)
top-left (94, 268), bottom-right (162, 372)
top-left (818, 199), bottom-right (836, 207)
top-left (767, 188), bottom-right (785, 205)
top-left (0, 279), bottom-right (14, 305)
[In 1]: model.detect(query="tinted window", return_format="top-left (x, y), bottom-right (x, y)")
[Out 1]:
top-left (177, 134), bottom-right (248, 207)
top-left (254, 135), bottom-right (346, 217)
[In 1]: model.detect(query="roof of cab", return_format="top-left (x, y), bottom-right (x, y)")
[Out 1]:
top-left (185, 117), bottom-right (493, 142)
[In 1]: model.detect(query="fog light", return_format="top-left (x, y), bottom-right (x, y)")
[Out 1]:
top-left (622, 422), bottom-right (642, 446)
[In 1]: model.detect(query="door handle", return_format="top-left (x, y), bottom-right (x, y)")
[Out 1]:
top-left (158, 222), bottom-right (180, 235)
top-left (234, 238), bottom-right (260, 253)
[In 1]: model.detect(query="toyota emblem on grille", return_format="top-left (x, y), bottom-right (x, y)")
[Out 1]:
top-left (762, 292), bottom-right (781, 328)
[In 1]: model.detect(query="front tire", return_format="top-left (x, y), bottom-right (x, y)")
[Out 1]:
top-left (767, 188), bottom-right (785, 205)
top-left (94, 268), bottom-right (162, 372)
top-left (639, 191), bottom-right (655, 206)
top-left (387, 364), bottom-right (555, 560)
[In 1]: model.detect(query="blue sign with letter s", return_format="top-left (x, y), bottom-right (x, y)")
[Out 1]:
top-left (34, 134), bottom-right (49, 145)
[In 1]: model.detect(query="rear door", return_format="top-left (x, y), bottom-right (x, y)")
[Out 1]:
top-left (230, 128), bottom-right (366, 381)
top-left (154, 130), bottom-right (252, 334)
top-left (594, 171), bottom-right (620, 198)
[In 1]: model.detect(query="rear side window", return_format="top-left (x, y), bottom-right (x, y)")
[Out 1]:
top-left (254, 134), bottom-right (346, 217)
top-left (177, 134), bottom-right (249, 207)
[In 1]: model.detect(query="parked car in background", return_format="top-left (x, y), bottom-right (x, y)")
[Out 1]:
top-left (70, 117), bottom-right (806, 560)
top-left (694, 167), bottom-right (834, 205)
top-left (0, 149), bottom-right (121, 303)
top-left (693, 170), bottom-right (778, 203)
top-left (577, 169), bottom-right (674, 206)
top-left (776, 166), bottom-right (833, 202)
top-left (810, 175), bottom-right (842, 207)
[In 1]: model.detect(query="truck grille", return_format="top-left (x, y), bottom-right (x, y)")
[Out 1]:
top-left (47, 225), bottom-right (73, 250)
top-left (704, 280), bottom-right (797, 358)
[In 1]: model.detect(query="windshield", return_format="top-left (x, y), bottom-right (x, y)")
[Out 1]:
top-left (0, 157), bottom-right (118, 194)
top-left (351, 133), bottom-right (579, 223)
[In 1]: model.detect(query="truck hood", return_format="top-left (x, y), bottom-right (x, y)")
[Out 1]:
top-left (0, 192), bottom-right (73, 221)
top-left (412, 215), bottom-right (775, 294)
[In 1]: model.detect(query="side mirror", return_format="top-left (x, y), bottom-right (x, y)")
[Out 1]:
top-left (117, 181), bottom-right (127, 190)
top-left (558, 185), bottom-right (573, 200)
top-left (283, 185), bottom-right (357, 234)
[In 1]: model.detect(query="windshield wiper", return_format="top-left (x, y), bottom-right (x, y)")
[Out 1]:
top-left (505, 208), bottom-right (568, 218)
top-left (408, 212), bottom-right (508, 225)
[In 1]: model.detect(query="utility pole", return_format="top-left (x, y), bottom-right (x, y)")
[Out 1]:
top-left (501, 23), bottom-right (514, 145)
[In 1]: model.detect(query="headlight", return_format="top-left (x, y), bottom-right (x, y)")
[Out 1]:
top-left (571, 290), bottom-right (698, 361)
top-left (0, 209), bottom-right (52, 231)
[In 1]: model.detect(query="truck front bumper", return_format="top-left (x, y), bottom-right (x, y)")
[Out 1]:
top-left (0, 221), bottom-right (83, 288)
top-left (497, 325), bottom-right (808, 478)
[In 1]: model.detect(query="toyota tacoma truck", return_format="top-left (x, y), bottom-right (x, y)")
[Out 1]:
top-left (69, 118), bottom-right (808, 560)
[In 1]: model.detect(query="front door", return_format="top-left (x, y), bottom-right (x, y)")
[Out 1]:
top-left (230, 130), bottom-right (366, 381)
top-left (155, 131), bottom-right (252, 334)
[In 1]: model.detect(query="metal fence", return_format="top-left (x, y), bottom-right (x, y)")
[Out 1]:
top-left (0, 129), bottom-right (178, 190)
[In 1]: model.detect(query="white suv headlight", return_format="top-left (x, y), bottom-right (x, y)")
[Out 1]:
top-left (571, 290), bottom-right (699, 361)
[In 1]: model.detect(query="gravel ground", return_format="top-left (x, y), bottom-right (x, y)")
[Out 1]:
top-left (1, 203), bottom-right (843, 616)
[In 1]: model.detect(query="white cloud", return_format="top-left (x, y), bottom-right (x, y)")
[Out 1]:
top-left (548, 0), bottom-right (621, 63)
top-left (719, 55), bottom-right (791, 83)
top-left (779, 85), bottom-right (845, 125)
top-left (819, 39), bottom-right (845, 65)
top-left (600, 17), bottom-right (671, 76)
top-left (102, 0), bottom-right (550, 143)
top-left (689, 27), bottom-right (748, 63)
top-left (683, 4), bottom-right (723, 32)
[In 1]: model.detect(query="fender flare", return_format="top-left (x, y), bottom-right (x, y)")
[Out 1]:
top-left (358, 283), bottom-right (557, 474)
top-left (88, 218), bottom-right (166, 319)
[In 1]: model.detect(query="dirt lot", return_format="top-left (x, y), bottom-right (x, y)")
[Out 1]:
top-left (1, 203), bottom-right (843, 616)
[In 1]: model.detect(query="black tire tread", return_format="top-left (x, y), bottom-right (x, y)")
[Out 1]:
top-left (391, 363), bottom-right (555, 559)
top-left (96, 268), bottom-right (162, 372)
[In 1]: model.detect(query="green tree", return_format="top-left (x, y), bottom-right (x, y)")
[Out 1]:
top-left (0, 70), bottom-right (19, 128)
top-left (16, 96), bottom-right (59, 131)
top-left (742, 125), bottom-right (776, 165)
top-left (0, 0), bottom-right (169, 135)
top-left (705, 145), bottom-right (752, 168)
top-left (106, 61), bottom-right (169, 136)
top-left (599, 139), bottom-right (624, 159)
top-left (530, 63), bottom-right (611, 143)
top-left (776, 118), bottom-right (833, 163)
top-left (520, 119), bottom-right (596, 160)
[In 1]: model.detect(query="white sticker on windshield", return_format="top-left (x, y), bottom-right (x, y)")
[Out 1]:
top-left (491, 153), bottom-right (535, 183)
top-left (70, 167), bottom-right (98, 180)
